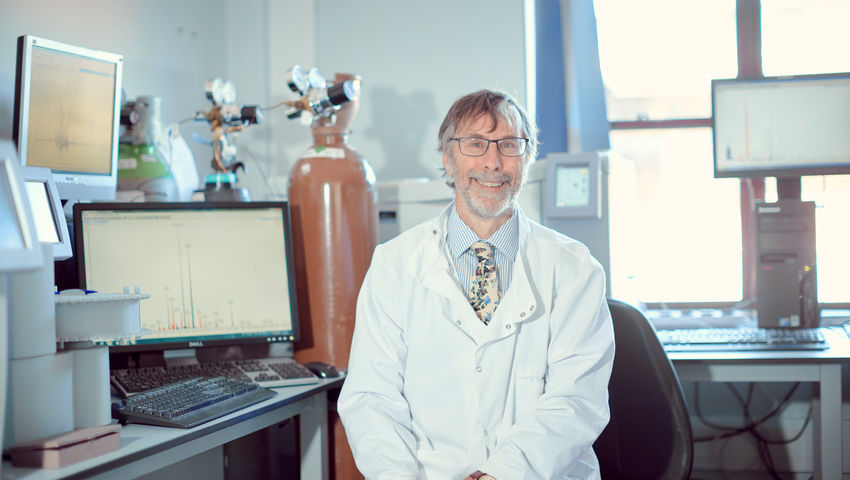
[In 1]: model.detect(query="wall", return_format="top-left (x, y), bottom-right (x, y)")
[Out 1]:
top-left (313, 0), bottom-right (530, 183)
top-left (0, 0), bottom-right (313, 200)
top-left (0, 0), bottom-right (530, 198)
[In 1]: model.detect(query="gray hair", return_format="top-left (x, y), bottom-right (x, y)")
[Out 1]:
top-left (437, 89), bottom-right (538, 187)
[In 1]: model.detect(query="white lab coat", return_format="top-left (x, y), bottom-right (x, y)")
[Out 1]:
top-left (338, 206), bottom-right (615, 480)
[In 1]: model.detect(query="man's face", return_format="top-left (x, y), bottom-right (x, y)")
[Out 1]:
top-left (443, 115), bottom-right (527, 221)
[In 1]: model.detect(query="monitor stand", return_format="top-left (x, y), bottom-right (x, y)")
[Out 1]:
top-left (777, 177), bottom-right (802, 201)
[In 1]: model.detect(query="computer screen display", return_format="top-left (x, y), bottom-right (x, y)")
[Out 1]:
top-left (20, 166), bottom-right (72, 260)
top-left (555, 165), bottom-right (591, 208)
top-left (73, 202), bottom-right (300, 352)
top-left (712, 73), bottom-right (850, 179)
top-left (13, 35), bottom-right (123, 201)
top-left (543, 152), bottom-right (602, 219)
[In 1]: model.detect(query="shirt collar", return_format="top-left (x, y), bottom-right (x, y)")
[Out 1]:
top-left (446, 203), bottom-right (519, 262)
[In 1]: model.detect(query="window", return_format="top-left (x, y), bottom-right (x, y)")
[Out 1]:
top-left (595, 0), bottom-right (740, 303)
top-left (761, 0), bottom-right (850, 304)
top-left (596, 0), bottom-right (850, 305)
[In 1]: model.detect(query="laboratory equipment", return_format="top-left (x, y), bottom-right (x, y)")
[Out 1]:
top-left (0, 144), bottom-right (45, 465)
top-left (19, 166), bottom-right (72, 260)
top-left (194, 78), bottom-right (263, 201)
top-left (376, 178), bottom-right (454, 243)
top-left (54, 288), bottom-right (147, 428)
top-left (117, 95), bottom-right (181, 201)
top-left (285, 68), bottom-right (375, 480)
top-left (4, 140), bottom-right (78, 450)
top-left (13, 35), bottom-right (123, 202)
top-left (282, 65), bottom-right (358, 123)
top-left (286, 70), bottom-right (376, 369)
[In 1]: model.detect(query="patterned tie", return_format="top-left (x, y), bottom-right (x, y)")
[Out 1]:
top-left (468, 241), bottom-right (501, 325)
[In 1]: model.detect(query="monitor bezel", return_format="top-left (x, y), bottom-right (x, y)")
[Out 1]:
top-left (20, 166), bottom-right (72, 260)
top-left (13, 34), bottom-right (123, 202)
top-left (712, 72), bottom-right (850, 179)
top-left (73, 201), bottom-right (301, 353)
top-left (0, 141), bottom-right (44, 272)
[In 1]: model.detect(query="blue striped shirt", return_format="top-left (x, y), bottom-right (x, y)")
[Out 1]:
top-left (446, 204), bottom-right (519, 295)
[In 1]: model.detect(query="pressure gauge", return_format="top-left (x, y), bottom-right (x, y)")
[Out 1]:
top-left (221, 81), bottom-right (236, 104)
top-left (205, 77), bottom-right (224, 104)
top-left (328, 80), bottom-right (357, 106)
top-left (307, 68), bottom-right (326, 90)
top-left (286, 65), bottom-right (309, 94)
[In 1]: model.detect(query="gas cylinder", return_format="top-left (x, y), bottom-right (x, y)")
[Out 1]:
top-left (288, 73), bottom-right (376, 480)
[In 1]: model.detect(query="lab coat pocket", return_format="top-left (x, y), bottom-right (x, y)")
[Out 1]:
top-left (515, 373), bottom-right (545, 417)
top-left (416, 448), bottom-right (458, 479)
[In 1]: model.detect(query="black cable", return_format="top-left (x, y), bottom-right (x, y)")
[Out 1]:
top-left (692, 382), bottom-right (801, 440)
top-left (692, 381), bottom-right (810, 479)
top-left (756, 399), bottom-right (813, 445)
top-left (724, 382), bottom-right (782, 479)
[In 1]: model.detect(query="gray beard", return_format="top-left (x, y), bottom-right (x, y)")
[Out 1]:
top-left (458, 181), bottom-right (520, 219)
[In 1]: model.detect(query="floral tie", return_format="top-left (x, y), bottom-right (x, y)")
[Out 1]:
top-left (468, 241), bottom-right (501, 325)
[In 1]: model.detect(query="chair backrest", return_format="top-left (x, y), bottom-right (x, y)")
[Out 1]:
top-left (594, 299), bottom-right (693, 480)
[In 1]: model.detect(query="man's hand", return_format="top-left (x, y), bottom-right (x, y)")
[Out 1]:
top-left (465, 471), bottom-right (495, 480)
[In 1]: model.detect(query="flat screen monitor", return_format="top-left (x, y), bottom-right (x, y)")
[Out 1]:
top-left (712, 73), bottom-right (850, 182)
top-left (20, 166), bottom-right (72, 260)
top-left (13, 35), bottom-right (123, 202)
top-left (0, 140), bottom-right (43, 272)
top-left (73, 202), bottom-right (300, 352)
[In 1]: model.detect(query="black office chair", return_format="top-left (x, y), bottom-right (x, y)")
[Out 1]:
top-left (593, 299), bottom-right (694, 480)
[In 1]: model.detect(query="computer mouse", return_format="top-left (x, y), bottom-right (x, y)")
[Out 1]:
top-left (304, 361), bottom-right (340, 378)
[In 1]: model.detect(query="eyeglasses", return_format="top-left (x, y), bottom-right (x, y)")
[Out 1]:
top-left (450, 137), bottom-right (529, 157)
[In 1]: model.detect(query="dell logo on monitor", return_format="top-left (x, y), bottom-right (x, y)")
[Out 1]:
top-left (188, 341), bottom-right (205, 347)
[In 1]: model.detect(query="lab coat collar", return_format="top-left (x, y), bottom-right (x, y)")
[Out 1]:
top-left (415, 203), bottom-right (539, 346)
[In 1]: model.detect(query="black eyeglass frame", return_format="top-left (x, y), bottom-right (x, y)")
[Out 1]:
top-left (449, 137), bottom-right (529, 157)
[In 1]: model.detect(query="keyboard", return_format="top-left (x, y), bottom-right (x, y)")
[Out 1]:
top-left (657, 327), bottom-right (828, 352)
top-left (112, 376), bottom-right (277, 428)
top-left (111, 357), bottom-right (319, 397)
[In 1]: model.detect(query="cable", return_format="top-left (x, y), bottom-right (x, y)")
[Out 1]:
top-left (174, 115), bottom-right (196, 125)
top-left (692, 382), bottom-right (801, 440)
top-left (260, 100), bottom-right (290, 112)
top-left (692, 381), bottom-right (808, 479)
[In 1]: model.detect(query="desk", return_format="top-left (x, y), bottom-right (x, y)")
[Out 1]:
top-left (1, 377), bottom-right (344, 480)
top-left (667, 327), bottom-right (849, 480)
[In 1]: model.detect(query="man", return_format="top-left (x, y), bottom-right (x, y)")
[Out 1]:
top-left (338, 89), bottom-right (615, 479)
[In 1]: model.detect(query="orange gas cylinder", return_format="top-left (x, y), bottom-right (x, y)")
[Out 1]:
top-left (288, 73), bottom-right (376, 480)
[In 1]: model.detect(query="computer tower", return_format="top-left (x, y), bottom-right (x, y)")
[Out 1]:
top-left (755, 200), bottom-right (818, 328)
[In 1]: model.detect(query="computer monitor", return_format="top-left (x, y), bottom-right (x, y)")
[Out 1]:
top-left (0, 140), bottom-right (43, 271)
top-left (73, 202), bottom-right (300, 353)
top-left (20, 166), bottom-right (72, 260)
top-left (13, 35), bottom-right (123, 202)
top-left (712, 72), bottom-right (850, 198)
